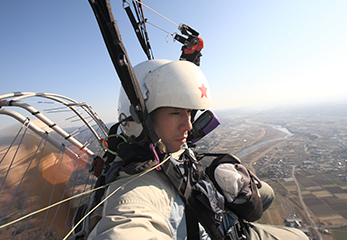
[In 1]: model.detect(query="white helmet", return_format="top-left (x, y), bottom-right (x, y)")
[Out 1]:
top-left (117, 59), bottom-right (211, 139)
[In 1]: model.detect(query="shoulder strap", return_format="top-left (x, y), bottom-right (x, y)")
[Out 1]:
top-left (160, 159), bottom-right (200, 240)
top-left (160, 154), bottom-right (224, 240)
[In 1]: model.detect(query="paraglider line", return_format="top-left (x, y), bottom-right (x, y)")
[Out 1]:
top-left (131, 0), bottom-right (179, 27)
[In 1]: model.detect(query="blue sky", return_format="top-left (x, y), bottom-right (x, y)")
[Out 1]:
top-left (1, 0), bottom-right (346, 124)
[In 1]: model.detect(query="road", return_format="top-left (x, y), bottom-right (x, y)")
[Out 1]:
top-left (292, 165), bottom-right (322, 240)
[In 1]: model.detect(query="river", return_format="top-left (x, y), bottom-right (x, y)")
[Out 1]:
top-left (235, 121), bottom-right (293, 159)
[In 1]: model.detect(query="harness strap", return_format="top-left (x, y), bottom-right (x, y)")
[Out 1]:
top-left (161, 158), bottom-right (187, 197)
top-left (88, 0), bottom-right (158, 144)
top-left (161, 158), bottom-right (200, 240)
top-left (160, 154), bottom-right (224, 240)
top-left (185, 205), bottom-right (200, 240)
top-left (185, 158), bottom-right (200, 240)
top-left (124, 5), bottom-right (153, 60)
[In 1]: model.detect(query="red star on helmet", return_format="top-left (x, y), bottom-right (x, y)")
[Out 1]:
top-left (198, 83), bottom-right (208, 98)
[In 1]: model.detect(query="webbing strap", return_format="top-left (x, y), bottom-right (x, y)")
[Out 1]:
top-left (88, 0), bottom-right (158, 144)
top-left (185, 206), bottom-right (200, 240)
top-left (160, 157), bottom-right (224, 240)
top-left (161, 159), bottom-right (186, 195)
top-left (184, 160), bottom-right (200, 240)
top-left (161, 159), bottom-right (199, 240)
top-left (124, 6), bottom-right (153, 60)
